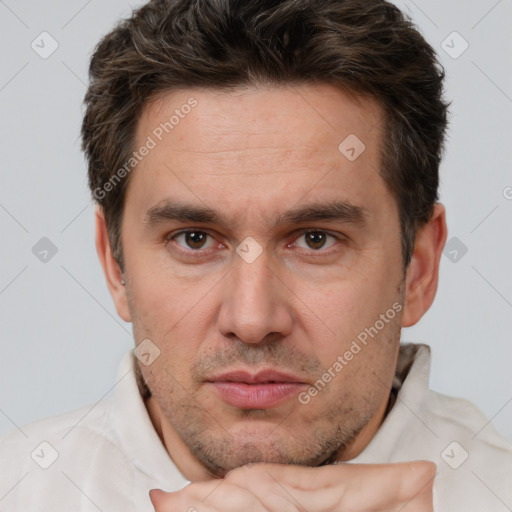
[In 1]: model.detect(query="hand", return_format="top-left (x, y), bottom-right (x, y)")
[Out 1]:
top-left (149, 460), bottom-right (436, 511)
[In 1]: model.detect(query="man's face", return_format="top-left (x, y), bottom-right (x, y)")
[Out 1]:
top-left (121, 84), bottom-right (405, 477)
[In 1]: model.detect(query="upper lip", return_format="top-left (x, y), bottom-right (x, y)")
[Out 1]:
top-left (206, 369), bottom-right (307, 384)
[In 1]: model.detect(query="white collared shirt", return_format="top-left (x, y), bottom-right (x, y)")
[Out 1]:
top-left (1, 344), bottom-right (511, 511)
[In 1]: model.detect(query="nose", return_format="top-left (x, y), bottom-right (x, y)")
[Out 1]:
top-left (217, 250), bottom-right (293, 345)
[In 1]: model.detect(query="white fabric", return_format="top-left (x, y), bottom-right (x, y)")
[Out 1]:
top-left (1, 344), bottom-right (511, 511)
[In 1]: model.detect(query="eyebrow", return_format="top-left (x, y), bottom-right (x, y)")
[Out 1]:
top-left (272, 201), bottom-right (367, 228)
top-left (143, 201), bottom-right (226, 227)
top-left (143, 199), bottom-right (368, 229)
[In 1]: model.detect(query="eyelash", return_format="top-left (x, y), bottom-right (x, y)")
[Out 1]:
top-left (165, 229), bottom-right (346, 258)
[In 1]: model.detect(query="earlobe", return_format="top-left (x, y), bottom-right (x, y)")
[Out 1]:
top-left (94, 205), bottom-right (132, 322)
top-left (401, 203), bottom-right (447, 327)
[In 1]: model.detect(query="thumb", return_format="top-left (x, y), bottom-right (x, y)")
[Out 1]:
top-left (149, 489), bottom-right (166, 510)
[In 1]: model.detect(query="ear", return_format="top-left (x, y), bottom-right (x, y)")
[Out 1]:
top-left (94, 205), bottom-right (132, 323)
top-left (401, 203), bottom-right (447, 327)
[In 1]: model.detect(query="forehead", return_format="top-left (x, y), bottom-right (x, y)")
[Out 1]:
top-left (126, 84), bottom-right (391, 227)
top-left (140, 84), bottom-right (382, 154)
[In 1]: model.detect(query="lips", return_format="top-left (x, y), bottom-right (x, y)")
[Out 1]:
top-left (206, 369), bottom-right (308, 409)
top-left (208, 369), bottom-right (306, 384)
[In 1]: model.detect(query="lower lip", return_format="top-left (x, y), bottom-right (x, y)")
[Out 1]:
top-left (209, 382), bottom-right (305, 409)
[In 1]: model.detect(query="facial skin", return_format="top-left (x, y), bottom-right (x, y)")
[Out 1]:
top-left (96, 84), bottom-right (447, 481)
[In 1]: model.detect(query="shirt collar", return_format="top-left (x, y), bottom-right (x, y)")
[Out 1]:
top-left (112, 351), bottom-right (191, 487)
top-left (350, 343), bottom-right (432, 463)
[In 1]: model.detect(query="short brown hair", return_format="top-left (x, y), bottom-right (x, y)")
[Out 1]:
top-left (82, 0), bottom-right (448, 272)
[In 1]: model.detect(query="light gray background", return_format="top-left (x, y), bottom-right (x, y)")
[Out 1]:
top-left (0, 0), bottom-right (511, 443)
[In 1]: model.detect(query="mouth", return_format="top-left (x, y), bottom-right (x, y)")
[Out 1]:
top-left (205, 369), bottom-right (308, 409)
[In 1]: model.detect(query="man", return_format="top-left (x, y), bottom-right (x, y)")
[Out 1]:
top-left (1, 0), bottom-right (511, 510)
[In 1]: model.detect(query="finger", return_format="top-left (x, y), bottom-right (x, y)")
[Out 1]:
top-left (282, 472), bottom-right (435, 512)
top-left (288, 461), bottom-right (435, 511)
top-left (149, 481), bottom-right (273, 512)
top-left (225, 469), bottom-right (307, 512)
top-left (226, 461), bottom-right (436, 511)
top-left (255, 460), bottom-right (436, 494)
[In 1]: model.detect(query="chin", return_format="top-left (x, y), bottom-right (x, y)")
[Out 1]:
top-left (186, 428), bottom-right (345, 478)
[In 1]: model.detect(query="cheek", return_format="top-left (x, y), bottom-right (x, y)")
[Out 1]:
top-left (129, 260), bottom-right (218, 329)
top-left (129, 277), bottom-right (223, 372)
top-left (295, 271), bottom-right (400, 360)
top-left (127, 283), bottom-right (199, 382)
top-left (297, 317), bottom-right (400, 416)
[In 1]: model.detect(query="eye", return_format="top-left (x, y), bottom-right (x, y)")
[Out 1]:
top-left (172, 230), bottom-right (217, 251)
top-left (293, 231), bottom-right (338, 251)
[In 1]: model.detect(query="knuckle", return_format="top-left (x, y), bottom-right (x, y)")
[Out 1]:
top-left (225, 463), bottom-right (266, 484)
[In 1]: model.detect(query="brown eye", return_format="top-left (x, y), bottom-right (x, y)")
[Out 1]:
top-left (173, 231), bottom-right (214, 250)
top-left (292, 231), bottom-right (338, 252)
top-left (304, 231), bottom-right (327, 249)
top-left (185, 232), bottom-right (207, 249)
